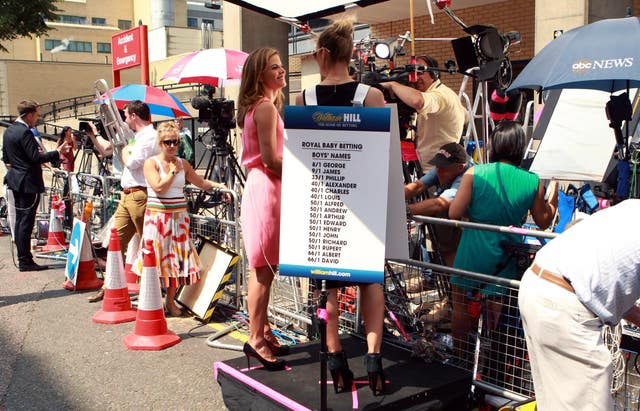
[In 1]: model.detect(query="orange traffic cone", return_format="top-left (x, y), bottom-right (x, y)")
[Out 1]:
top-left (42, 195), bottom-right (67, 252)
top-left (124, 233), bottom-right (140, 294)
top-left (92, 228), bottom-right (136, 324)
top-left (62, 228), bottom-right (103, 291)
top-left (123, 240), bottom-right (180, 350)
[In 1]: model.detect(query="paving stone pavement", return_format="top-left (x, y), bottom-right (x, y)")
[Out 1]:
top-left (0, 235), bottom-right (244, 410)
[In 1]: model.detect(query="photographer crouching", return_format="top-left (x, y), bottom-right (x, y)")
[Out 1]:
top-left (379, 55), bottom-right (466, 174)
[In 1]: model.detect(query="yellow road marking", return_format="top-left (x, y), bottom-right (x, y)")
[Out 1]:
top-left (207, 321), bottom-right (249, 342)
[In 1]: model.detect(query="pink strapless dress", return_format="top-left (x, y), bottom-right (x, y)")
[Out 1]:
top-left (240, 99), bottom-right (284, 268)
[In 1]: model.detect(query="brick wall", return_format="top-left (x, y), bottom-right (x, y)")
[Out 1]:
top-left (370, 0), bottom-right (535, 95)
top-left (289, 56), bottom-right (302, 73)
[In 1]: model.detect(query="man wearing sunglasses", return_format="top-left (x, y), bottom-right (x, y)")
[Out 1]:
top-left (88, 99), bottom-right (159, 302)
top-left (380, 55), bottom-right (466, 174)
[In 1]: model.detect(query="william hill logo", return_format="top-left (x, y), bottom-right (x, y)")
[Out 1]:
top-left (572, 57), bottom-right (634, 74)
top-left (342, 113), bottom-right (361, 123)
top-left (312, 111), bottom-right (361, 125)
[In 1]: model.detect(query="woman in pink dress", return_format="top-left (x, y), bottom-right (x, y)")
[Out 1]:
top-left (237, 47), bottom-right (287, 371)
top-left (56, 126), bottom-right (76, 172)
top-left (56, 126), bottom-right (75, 229)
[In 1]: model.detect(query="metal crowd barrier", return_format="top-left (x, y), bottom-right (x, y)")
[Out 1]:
top-left (70, 172), bottom-right (109, 232)
top-left (40, 169), bottom-right (67, 218)
top-left (385, 215), bottom-right (639, 410)
top-left (35, 169), bottom-right (68, 244)
top-left (396, 215), bottom-right (553, 402)
top-left (267, 269), bottom-right (361, 338)
top-left (386, 257), bottom-right (532, 402)
top-left (42, 171), bottom-right (115, 238)
top-left (264, 215), bottom-right (551, 403)
top-left (187, 187), bottom-right (244, 310)
top-left (103, 175), bottom-right (123, 221)
top-left (615, 351), bottom-right (640, 411)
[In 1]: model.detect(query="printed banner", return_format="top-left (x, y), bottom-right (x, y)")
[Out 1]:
top-left (279, 105), bottom-right (407, 283)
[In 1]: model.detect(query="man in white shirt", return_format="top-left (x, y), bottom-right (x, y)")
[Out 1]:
top-left (88, 100), bottom-right (158, 302)
top-left (519, 199), bottom-right (640, 410)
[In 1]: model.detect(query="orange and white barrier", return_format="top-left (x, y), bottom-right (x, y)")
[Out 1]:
top-left (124, 233), bottom-right (140, 294)
top-left (92, 228), bottom-right (136, 324)
top-left (42, 195), bottom-right (67, 252)
top-left (123, 240), bottom-right (180, 350)
top-left (62, 228), bottom-right (103, 291)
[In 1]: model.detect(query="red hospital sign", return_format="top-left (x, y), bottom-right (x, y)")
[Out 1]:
top-left (112, 27), bottom-right (142, 70)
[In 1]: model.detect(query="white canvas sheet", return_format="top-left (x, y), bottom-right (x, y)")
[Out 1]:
top-left (530, 89), bottom-right (617, 181)
top-left (228, 1), bottom-right (368, 19)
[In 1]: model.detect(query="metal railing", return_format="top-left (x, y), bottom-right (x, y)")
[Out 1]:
top-left (34, 170), bottom-right (640, 410)
top-left (39, 95), bottom-right (96, 122)
top-left (37, 83), bottom-right (200, 123)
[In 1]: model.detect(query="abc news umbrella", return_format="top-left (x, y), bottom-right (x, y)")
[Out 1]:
top-left (508, 16), bottom-right (640, 196)
top-left (508, 17), bottom-right (640, 93)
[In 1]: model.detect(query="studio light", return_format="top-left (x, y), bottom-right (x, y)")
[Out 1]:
top-left (451, 25), bottom-right (520, 81)
top-left (373, 38), bottom-right (397, 60)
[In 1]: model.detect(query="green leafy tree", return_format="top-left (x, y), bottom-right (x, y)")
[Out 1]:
top-left (0, 0), bottom-right (59, 52)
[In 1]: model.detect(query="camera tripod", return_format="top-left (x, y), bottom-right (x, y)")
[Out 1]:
top-left (189, 127), bottom-right (245, 216)
top-left (76, 145), bottom-right (111, 177)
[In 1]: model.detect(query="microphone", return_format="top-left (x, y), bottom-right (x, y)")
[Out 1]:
top-left (191, 96), bottom-right (211, 110)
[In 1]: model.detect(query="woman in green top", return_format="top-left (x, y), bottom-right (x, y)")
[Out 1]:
top-left (448, 120), bottom-right (558, 357)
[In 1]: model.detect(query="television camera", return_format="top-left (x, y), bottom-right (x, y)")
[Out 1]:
top-left (188, 90), bottom-right (245, 214)
top-left (191, 95), bottom-right (236, 150)
top-left (354, 35), bottom-right (457, 141)
top-left (352, 1), bottom-right (520, 93)
top-left (354, 29), bottom-right (519, 88)
top-left (73, 128), bottom-right (93, 151)
top-left (75, 118), bottom-right (110, 150)
top-left (361, 68), bottom-right (418, 140)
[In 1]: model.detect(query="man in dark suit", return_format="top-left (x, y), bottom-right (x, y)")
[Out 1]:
top-left (2, 100), bottom-right (69, 271)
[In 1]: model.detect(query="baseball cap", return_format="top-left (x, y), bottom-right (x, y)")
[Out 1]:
top-left (428, 142), bottom-right (467, 168)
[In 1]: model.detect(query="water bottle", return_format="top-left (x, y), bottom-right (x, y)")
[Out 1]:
top-left (83, 201), bottom-right (93, 223)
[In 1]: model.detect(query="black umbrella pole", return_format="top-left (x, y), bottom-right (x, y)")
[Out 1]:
top-left (319, 280), bottom-right (328, 411)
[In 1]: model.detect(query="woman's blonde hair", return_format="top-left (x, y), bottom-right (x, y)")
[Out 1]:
top-left (156, 121), bottom-right (179, 144)
top-left (317, 19), bottom-right (354, 66)
top-left (237, 47), bottom-right (284, 128)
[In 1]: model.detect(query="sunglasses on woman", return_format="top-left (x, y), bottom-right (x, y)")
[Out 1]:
top-left (162, 139), bottom-right (180, 147)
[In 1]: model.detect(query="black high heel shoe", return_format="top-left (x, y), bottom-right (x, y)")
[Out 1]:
top-left (265, 338), bottom-right (290, 356)
top-left (243, 343), bottom-right (287, 371)
top-left (327, 351), bottom-right (354, 393)
top-left (365, 353), bottom-right (385, 396)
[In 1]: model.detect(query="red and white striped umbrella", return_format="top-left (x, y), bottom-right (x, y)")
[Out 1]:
top-left (161, 48), bottom-right (249, 87)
